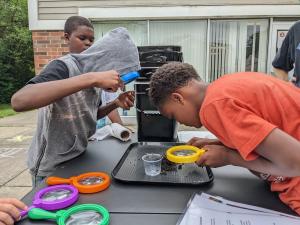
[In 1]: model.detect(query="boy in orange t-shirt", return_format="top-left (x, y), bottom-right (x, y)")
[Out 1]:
top-left (149, 62), bottom-right (300, 214)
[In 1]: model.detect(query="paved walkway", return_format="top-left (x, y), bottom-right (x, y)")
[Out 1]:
top-left (0, 111), bottom-right (37, 199)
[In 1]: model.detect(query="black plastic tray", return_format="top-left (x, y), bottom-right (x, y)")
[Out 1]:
top-left (112, 142), bottom-right (214, 186)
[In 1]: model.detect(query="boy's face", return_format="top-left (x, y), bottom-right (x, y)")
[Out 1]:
top-left (158, 80), bottom-right (203, 128)
top-left (65, 25), bottom-right (95, 53)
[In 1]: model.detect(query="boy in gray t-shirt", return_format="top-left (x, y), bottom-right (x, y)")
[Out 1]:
top-left (11, 17), bottom-right (140, 186)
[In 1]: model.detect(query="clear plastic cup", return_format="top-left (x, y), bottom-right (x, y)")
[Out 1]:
top-left (142, 153), bottom-right (163, 176)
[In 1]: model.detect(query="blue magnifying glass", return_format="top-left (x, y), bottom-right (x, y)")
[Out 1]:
top-left (120, 71), bottom-right (140, 84)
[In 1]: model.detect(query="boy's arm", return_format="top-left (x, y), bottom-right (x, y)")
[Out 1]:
top-left (11, 71), bottom-right (121, 112)
top-left (107, 109), bottom-right (123, 124)
top-left (97, 101), bottom-right (118, 119)
top-left (254, 128), bottom-right (300, 177)
top-left (197, 128), bottom-right (300, 177)
top-left (97, 91), bottom-right (134, 120)
top-left (273, 67), bottom-right (289, 81)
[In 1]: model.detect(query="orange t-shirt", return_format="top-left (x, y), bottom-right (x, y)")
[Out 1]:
top-left (199, 72), bottom-right (300, 214)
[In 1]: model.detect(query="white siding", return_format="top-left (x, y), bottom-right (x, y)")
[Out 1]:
top-left (38, 0), bottom-right (299, 20)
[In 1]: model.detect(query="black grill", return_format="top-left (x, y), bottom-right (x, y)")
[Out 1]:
top-left (135, 46), bottom-right (183, 142)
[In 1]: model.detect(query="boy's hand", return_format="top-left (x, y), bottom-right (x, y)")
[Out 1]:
top-left (0, 198), bottom-right (27, 225)
top-left (196, 144), bottom-right (230, 168)
top-left (92, 70), bottom-right (123, 92)
top-left (187, 137), bottom-right (221, 148)
top-left (114, 91), bottom-right (135, 110)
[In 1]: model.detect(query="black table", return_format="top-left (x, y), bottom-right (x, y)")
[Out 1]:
top-left (18, 137), bottom-right (295, 225)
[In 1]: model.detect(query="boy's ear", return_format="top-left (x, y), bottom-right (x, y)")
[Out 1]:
top-left (64, 33), bottom-right (70, 41)
top-left (170, 93), bottom-right (184, 105)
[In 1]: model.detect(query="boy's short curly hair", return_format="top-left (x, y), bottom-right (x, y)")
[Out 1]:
top-left (64, 16), bottom-right (94, 35)
top-left (149, 62), bottom-right (201, 107)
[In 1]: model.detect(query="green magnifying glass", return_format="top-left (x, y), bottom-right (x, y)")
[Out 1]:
top-left (28, 204), bottom-right (110, 225)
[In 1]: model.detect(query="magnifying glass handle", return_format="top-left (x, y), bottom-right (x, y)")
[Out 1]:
top-left (28, 208), bottom-right (57, 220)
top-left (20, 206), bottom-right (34, 218)
top-left (20, 209), bottom-right (28, 218)
top-left (120, 71), bottom-right (140, 84)
top-left (46, 176), bottom-right (71, 185)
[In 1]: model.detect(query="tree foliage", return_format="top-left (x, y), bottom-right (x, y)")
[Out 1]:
top-left (0, 0), bottom-right (34, 103)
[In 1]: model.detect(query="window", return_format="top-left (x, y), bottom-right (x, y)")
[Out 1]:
top-left (208, 19), bottom-right (269, 82)
top-left (149, 20), bottom-right (207, 77)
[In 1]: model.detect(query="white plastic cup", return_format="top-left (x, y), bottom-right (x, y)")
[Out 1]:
top-left (142, 153), bottom-right (163, 176)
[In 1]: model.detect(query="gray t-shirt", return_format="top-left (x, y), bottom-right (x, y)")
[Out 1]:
top-left (272, 21), bottom-right (300, 87)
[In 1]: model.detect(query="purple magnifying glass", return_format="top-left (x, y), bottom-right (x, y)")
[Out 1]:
top-left (20, 184), bottom-right (78, 217)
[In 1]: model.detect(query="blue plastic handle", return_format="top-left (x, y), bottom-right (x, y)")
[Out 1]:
top-left (120, 71), bottom-right (140, 84)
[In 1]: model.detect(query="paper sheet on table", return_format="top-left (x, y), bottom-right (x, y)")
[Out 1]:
top-left (178, 131), bottom-right (217, 143)
top-left (89, 123), bottom-right (132, 142)
top-left (178, 193), bottom-right (300, 225)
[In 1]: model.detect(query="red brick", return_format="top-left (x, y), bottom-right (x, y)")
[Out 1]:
top-left (46, 44), bottom-right (60, 48)
top-left (50, 48), bottom-right (59, 51)
top-left (36, 32), bottom-right (49, 36)
top-left (32, 30), bottom-right (67, 73)
top-left (47, 36), bottom-right (62, 40)
top-left (36, 59), bottom-right (49, 64)
top-left (50, 40), bottom-right (62, 44)
top-left (35, 52), bottom-right (47, 55)
top-left (48, 51), bottom-right (60, 56)
top-left (36, 47), bottom-right (48, 52)
top-left (33, 36), bottom-right (48, 41)
top-left (50, 32), bottom-right (64, 36)
top-left (38, 56), bottom-right (52, 59)
top-left (38, 64), bottom-right (47, 68)
top-left (38, 40), bottom-right (50, 44)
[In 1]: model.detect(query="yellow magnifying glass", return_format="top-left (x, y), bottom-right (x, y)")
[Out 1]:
top-left (166, 145), bottom-right (206, 164)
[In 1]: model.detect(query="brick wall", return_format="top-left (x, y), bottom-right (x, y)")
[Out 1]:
top-left (32, 31), bottom-right (69, 74)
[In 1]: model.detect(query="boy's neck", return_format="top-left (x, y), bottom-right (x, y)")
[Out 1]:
top-left (195, 81), bottom-right (208, 110)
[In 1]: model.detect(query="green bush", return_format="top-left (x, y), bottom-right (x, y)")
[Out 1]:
top-left (0, 0), bottom-right (35, 104)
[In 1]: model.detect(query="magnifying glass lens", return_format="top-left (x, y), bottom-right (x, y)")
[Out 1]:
top-left (66, 210), bottom-right (103, 225)
top-left (172, 150), bottom-right (196, 157)
top-left (79, 176), bottom-right (104, 185)
top-left (41, 189), bottom-right (72, 202)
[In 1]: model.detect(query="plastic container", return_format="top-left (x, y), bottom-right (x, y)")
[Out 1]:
top-left (96, 118), bottom-right (106, 129)
top-left (142, 153), bottom-right (163, 176)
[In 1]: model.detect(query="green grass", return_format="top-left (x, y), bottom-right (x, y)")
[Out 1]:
top-left (0, 104), bottom-right (17, 118)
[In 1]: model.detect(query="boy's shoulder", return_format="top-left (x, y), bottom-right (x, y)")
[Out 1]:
top-left (202, 72), bottom-right (274, 106)
top-left (209, 72), bottom-right (275, 89)
top-left (44, 59), bottom-right (68, 72)
top-left (28, 59), bottom-right (69, 85)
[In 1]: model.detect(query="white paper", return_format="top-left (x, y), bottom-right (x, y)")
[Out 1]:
top-left (110, 123), bottom-right (132, 141)
top-left (178, 193), bottom-right (300, 225)
top-left (178, 131), bottom-right (217, 143)
top-left (89, 123), bottom-right (132, 142)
